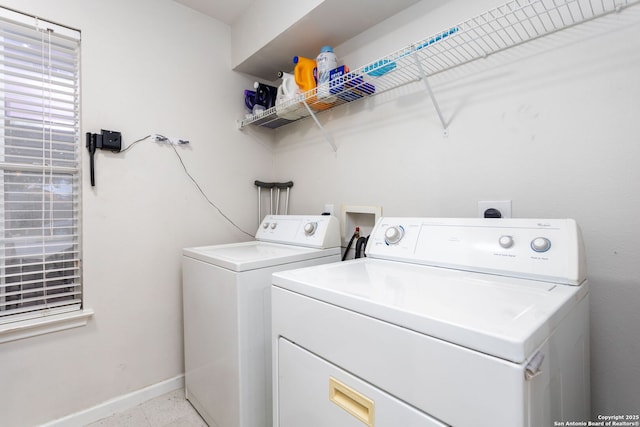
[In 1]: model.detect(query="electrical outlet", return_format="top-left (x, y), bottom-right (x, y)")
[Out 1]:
top-left (478, 200), bottom-right (512, 218)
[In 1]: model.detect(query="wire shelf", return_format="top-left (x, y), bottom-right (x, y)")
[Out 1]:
top-left (238, 0), bottom-right (638, 131)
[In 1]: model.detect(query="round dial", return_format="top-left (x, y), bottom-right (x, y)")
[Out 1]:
top-left (499, 235), bottom-right (514, 249)
top-left (531, 237), bottom-right (551, 252)
top-left (304, 222), bottom-right (317, 235)
top-left (262, 222), bottom-right (270, 229)
top-left (270, 222), bottom-right (277, 229)
top-left (384, 226), bottom-right (405, 245)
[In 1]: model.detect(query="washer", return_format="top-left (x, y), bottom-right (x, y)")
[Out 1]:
top-left (272, 217), bottom-right (589, 427)
top-left (183, 214), bottom-right (340, 427)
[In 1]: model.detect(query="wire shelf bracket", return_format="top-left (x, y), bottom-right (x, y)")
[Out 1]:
top-left (413, 52), bottom-right (449, 137)
top-left (302, 101), bottom-right (337, 152)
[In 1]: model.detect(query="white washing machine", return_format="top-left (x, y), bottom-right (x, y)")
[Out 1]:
top-left (183, 214), bottom-right (340, 427)
top-left (272, 217), bottom-right (590, 427)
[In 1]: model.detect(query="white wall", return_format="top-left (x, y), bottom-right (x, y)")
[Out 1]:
top-left (0, 1), bottom-right (274, 426)
top-left (272, 0), bottom-right (640, 418)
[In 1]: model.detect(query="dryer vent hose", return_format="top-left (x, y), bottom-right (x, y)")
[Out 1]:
top-left (342, 229), bottom-right (358, 261)
top-left (355, 236), bottom-right (369, 259)
top-left (342, 227), bottom-right (370, 261)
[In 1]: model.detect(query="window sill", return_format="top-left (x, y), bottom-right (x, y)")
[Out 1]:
top-left (0, 309), bottom-right (94, 344)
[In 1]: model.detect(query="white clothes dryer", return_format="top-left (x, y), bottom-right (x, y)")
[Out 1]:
top-left (272, 217), bottom-right (590, 427)
top-left (183, 214), bottom-right (340, 427)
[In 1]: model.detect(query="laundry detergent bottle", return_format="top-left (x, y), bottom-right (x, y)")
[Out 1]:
top-left (316, 46), bottom-right (337, 103)
top-left (275, 71), bottom-right (309, 120)
top-left (293, 55), bottom-right (331, 111)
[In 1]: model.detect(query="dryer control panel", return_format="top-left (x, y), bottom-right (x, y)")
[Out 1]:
top-left (367, 217), bottom-right (586, 285)
top-left (256, 215), bottom-right (340, 249)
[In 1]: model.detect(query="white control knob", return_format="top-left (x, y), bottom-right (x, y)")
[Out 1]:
top-left (384, 226), bottom-right (404, 245)
top-left (304, 222), bottom-right (317, 235)
top-left (270, 222), bottom-right (277, 229)
top-left (499, 235), bottom-right (514, 249)
top-left (531, 237), bottom-right (551, 252)
top-left (262, 222), bottom-right (269, 229)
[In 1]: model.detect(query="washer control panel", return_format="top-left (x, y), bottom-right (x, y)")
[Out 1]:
top-left (367, 217), bottom-right (585, 285)
top-left (256, 215), bottom-right (340, 249)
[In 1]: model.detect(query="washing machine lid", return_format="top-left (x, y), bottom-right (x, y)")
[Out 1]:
top-left (272, 258), bottom-right (588, 363)
top-left (183, 241), bottom-right (340, 272)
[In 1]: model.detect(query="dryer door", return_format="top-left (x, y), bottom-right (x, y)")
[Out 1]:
top-left (277, 338), bottom-right (447, 427)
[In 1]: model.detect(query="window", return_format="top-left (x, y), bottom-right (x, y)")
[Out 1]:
top-left (0, 7), bottom-right (82, 325)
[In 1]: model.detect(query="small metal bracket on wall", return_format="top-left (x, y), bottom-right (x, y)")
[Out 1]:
top-left (413, 53), bottom-right (448, 137)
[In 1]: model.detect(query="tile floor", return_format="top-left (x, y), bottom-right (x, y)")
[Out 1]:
top-left (85, 388), bottom-right (207, 427)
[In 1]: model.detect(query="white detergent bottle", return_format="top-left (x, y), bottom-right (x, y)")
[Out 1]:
top-left (276, 71), bottom-right (308, 120)
top-left (316, 46), bottom-right (337, 102)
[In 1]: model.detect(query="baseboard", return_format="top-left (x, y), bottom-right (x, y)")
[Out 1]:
top-left (40, 374), bottom-right (185, 427)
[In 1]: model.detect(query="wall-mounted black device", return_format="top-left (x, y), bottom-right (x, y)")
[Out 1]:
top-left (86, 129), bottom-right (122, 186)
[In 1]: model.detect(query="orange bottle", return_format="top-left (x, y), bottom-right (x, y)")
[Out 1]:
top-left (292, 56), bottom-right (332, 111)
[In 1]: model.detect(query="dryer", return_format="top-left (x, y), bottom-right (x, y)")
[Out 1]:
top-left (272, 217), bottom-right (589, 427)
top-left (183, 214), bottom-right (340, 427)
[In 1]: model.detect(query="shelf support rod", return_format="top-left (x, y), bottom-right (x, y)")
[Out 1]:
top-left (302, 100), bottom-right (337, 152)
top-left (413, 54), bottom-right (448, 136)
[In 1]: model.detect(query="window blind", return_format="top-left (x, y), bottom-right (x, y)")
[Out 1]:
top-left (0, 7), bottom-right (81, 324)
